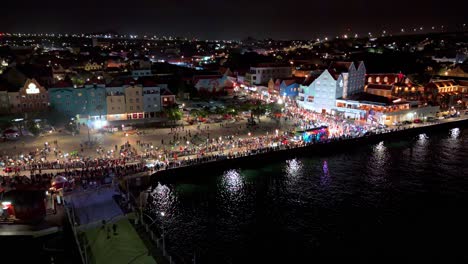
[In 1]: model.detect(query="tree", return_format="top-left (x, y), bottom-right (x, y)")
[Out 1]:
top-left (267, 103), bottom-right (283, 116)
top-left (225, 106), bottom-right (238, 116)
top-left (164, 106), bottom-right (182, 125)
top-left (214, 107), bottom-right (227, 115)
top-left (251, 105), bottom-right (267, 122)
top-left (25, 120), bottom-right (40, 136)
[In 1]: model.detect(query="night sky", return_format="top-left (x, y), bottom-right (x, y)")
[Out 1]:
top-left (2, 0), bottom-right (467, 39)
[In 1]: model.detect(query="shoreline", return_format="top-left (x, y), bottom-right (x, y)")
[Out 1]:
top-left (150, 117), bottom-right (468, 182)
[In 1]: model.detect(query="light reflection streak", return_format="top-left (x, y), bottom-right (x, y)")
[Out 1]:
top-left (286, 158), bottom-right (303, 177)
top-left (222, 169), bottom-right (242, 193)
top-left (450, 128), bottom-right (460, 139)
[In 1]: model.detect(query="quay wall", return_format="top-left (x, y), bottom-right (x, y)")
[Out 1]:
top-left (150, 118), bottom-right (468, 182)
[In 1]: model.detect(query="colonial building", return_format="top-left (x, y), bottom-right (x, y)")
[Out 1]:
top-left (328, 61), bottom-right (366, 98)
top-left (297, 70), bottom-right (341, 113)
top-left (296, 61), bottom-right (366, 113)
top-left (125, 85), bottom-right (144, 120)
top-left (334, 93), bottom-right (439, 125)
top-left (49, 83), bottom-right (107, 122)
top-left (424, 79), bottom-right (468, 109)
top-left (245, 64), bottom-right (292, 85)
top-left (279, 79), bottom-right (300, 98)
top-left (365, 73), bottom-right (423, 101)
top-left (106, 86), bottom-right (126, 121)
top-left (161, 88), bottom-right (176, 108)
top-left (143, 86), bottom-right (161, 118)
top-left (84, 62), bottom-right (103, 71)
top-left (9, 79), bottom-right (49, 114)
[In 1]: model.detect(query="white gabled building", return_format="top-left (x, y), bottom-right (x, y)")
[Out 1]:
top-left (297, 69), bottom-right (342, 113)
top-left (297, 61), bottom-right (366, 113)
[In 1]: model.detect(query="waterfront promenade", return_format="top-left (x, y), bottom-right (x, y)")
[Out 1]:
top-left (147, 115), bottom-right (468, 179)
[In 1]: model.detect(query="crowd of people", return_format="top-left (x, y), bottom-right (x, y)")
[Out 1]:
top-left (0, 162), bottom-right (148, 191)
top-left (0, 92), bottom-right (412, 192)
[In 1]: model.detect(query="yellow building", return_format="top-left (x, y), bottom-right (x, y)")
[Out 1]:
top-left (125, 85), bottom-right (144, 119)
top-left (106, 87), bottom-right (126, 121)
top-left (84, 62), bottom-right (103, 71)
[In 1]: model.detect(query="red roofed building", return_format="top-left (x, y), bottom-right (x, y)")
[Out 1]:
top-left (161, 88), bottom-right (175, 107)
top-left (365, 73), bottom-right (423, 101)
top-left (424, 79), bottom-right (468, 109)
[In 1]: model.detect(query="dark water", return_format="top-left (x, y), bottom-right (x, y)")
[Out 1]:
top-left (147, 127), bottom-right (468, 263)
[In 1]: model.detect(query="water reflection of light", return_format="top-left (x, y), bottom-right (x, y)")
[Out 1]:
top-left (450, 128), bottom-right (460, 139)
top-left (223, 169), bottom-right (242, 192)
top-left (418, 133), bottom-right (428, 144)
top-left (322, 161), bottom-right (329, 175)
top-left (320, 160), bottom-right (330, 187)
top-left (150, 183), bottom-right (174, 218)
top-left (286, 158), bottom-right (302, 176)
top-left (151, 183), bottom-right (171, 205)
top-left (375, 141), bottom-right (385, 153)
top-left (369, 141), bottom-right (389, 186)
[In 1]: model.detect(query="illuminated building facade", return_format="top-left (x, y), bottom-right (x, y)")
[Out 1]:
top-left (125, 85), bottom-right (144, 119)
top-left (365, 73), bottom-right (423, 101)
top-left (8, 79), bottom-right (49, 114)
top-left (49, 83), bottom-right (107, 122)
top-left (246, 64), bottom-right (292, 85)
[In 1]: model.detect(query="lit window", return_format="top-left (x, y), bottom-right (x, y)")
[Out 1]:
top-left (376, 77), bottom-right (380, 82)
top-left (368, 77), bottom-right (373, 83)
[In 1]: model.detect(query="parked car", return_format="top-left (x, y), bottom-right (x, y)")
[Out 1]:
top-left (392, 121), bottom-right (402, 126)
top-left (3, 167), bottom-right (13, 173)
top-left (413, 119), bottom-right (422, 123)
top-left (402, 121), bottom-right (412, 125)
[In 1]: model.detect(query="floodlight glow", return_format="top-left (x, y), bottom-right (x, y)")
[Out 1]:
top-left (93, 120), bottom-right (108, 129)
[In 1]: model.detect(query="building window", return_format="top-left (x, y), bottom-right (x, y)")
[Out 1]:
top-left (164, 98), bottom-right (168, 102)
top-left (368, 77), bottom-right (373, 83)
top-left (376, 77), bottom-right (380, 82)
top-left (137, 106), bottom-right (140, 110)
top-left (384, 77), bottom-right (388, 83)
top-left (136, 98), bottom-right (139, 103)
top-left (136, 91), bottom-right (139, 95)
top-left (130, 106), bottom-right (133, 110)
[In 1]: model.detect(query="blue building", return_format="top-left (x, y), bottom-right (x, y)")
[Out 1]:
top-left (279, 79), bottom-right (300, 98)
top-left (49, 83), bottom-right (107, 122)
